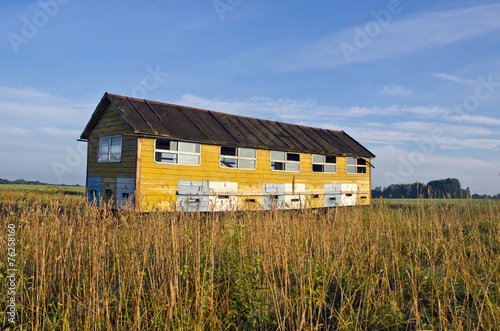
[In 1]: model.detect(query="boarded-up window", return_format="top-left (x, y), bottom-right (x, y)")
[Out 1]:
top-left (270, 151), bottom-right (300, 172)
top-left (98, 136), bottom-right (122, 162)
top-left (312, 154), bottom-right (337, 173)
top-left (155, 139), bottom-right (200, 166)
top-left (219, 146), bottom-right (256, 170)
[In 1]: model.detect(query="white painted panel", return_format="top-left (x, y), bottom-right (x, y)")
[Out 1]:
top-left (284, 194), bottom-right (305, 209)
top-left (263, 183), bottom-right (285, 194)
top-left (209, 181), bottom-right (238, 194)
top-left (341, 193), bottom-right (357, 206)
top-left (341, 183), bottom-right (358, 194)
top-left (209, 195), bottom-right (238, 211)
top-left (177, 181), bottom-right (210, 195)
top-left (284, 183), bottom-right (305, 194)
top-left (206, 181), bottom-right (238, 211)
top-left (324, 183), bottom-right (341, 194)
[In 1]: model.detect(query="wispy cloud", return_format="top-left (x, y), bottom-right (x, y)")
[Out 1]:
top-left (222, 4), bottom-right (500, 71)
top-left (376, 85), bottom-right (415, 96)
top-left (450, 115), bottom-right (500, 126)
top-left (0, 86), bottom-right (94, 128)
top-left (178, 94), bottom-right (452, 123)
top-left (433, 73), bottom-right (478, 85)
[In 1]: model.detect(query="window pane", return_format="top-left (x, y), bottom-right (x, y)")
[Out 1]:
top-left (239, 148), bottom-right (256, 158)
top-left (110, 144), bottom-right (121, 154)
top-left (287, 162), bottom-right (300, 171)
top-left (111, 136), bottom-right (122, 146)
top-left (179, 154), bottom-right (200, 165)
top-left (346, 165), bottom-right (356, 174)
top-left (312, 154), bottom-right (324, 163)
top-left (357, 158), bottom-right (367, 165)
top-left (239, 159), bottom-right (255, 169)
top-left (271, 161), bottom-right (285, 171)
top-left (110, 143), bottom-right (121, 154)
top-left (98, 151), bottom-right (109, 161)
top-left (179, 142), bottom-right (200, 153)
top-left (156, 139), bottom-right (177, 151)
top-left (346, 157), bottom-right (356, 165)
top-left (312, 164), bottom-right (324, 172)
top-left (287, 153), bottom-right (300, 162)
top-left (99, 144), bottom-right (109, 156)
top-left (325, 164), bottom-right (336, 173)
top-left (220, 157), bottom-right (237, 168)
top-left (325, 165), bottom-right (337, 173)
top-left (270, 151), bottom-right (285, 161)
top-left (325, 155), bottom-right (336, 164)
top-left (357, 166), bottom-right (367, 174)
top-left (98, 137), bottom-right (110, 161)
top-left (220, 146), bottom-right (237, 156)
top-left (156, 152), bottom-right (177, 163)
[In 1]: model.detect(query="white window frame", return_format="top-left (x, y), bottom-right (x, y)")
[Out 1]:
top-left (98, 135), bottom-right (122, 163)
top-left (312, 154), bottom-right (337, 173)
top-left (346, 157), bottom-right (367, 174)
top-left (219, 146), bottom-right (257, 170)
top-left (270, 151), bottom-right (301, 172)
top-left (154, 139), bottom-right (201, 166)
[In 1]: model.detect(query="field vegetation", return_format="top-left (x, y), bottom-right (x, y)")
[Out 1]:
top-left (0, 184), bottom-right (85, 195)
top-left (1, 189), bottom-right (500, 330)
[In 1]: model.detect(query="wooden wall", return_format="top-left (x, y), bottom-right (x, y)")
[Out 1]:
top-left (137, 138), bottom-right (372, 211)
top-left (86, 104), bottom-right (137, 208)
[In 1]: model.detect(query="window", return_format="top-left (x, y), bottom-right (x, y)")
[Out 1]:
top-left (155, 139), bottom-right (200, 166)
top-left (270, 151), bottom-right (300, 172)
top-left (312, 154), bottom-right (337, 173)
top-left (219, 146), bottom-right (256, 170)
top-left (98, 136), bottom-right (122, 162)
top-left (346, 157), bottom-right (367, 174)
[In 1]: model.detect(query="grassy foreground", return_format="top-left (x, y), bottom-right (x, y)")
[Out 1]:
top-left (1, 190), bottom-right (500, 330)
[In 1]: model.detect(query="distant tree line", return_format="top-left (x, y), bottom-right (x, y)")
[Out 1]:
top-left (0, 178), bottom-right (81, 187)
top-left (371, 178), bottom-right (489, 199)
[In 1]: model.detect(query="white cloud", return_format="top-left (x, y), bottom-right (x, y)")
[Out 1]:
top-left (377, 85), bottom-right (415, 96)
top-left (0, 87), bottom-right (93, 185)
top-left (0, 86), bottom-right (61, 101)
top-left (449, 115), bottom-right (500, 126)
top-left (222, 4), bottom-right (500, 71)
top-left (433, 73), bottom-right (478, 85)
top-left (39, 127), bottom-right (82, 137)
top-left (0, 126), bottom-right (32, 136)
top-left (0, 86), bottom-right (94, 128)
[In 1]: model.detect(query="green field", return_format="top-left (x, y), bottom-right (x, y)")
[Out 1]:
top-left (374, 197), bottom-right (500, 207)
top-left (0, 184), bottom-right (85, 195)
top-left (1, 189), bottom-right (500, 329)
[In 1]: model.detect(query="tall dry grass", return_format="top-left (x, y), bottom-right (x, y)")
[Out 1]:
top-left (1, 190), bottom-right (500, 330)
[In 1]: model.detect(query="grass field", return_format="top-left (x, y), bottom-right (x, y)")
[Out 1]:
top-left (375, 197), bottom-right (500, 207)
top-left (0, 184), bottom-right (85, 195)
top-left (1, 190), bottom-right (500, 330)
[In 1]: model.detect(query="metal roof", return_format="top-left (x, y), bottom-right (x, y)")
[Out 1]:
top-left (80, 93), bottom-right (375, 158)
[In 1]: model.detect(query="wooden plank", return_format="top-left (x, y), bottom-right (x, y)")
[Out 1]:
top-left (136, 137), bottom-right (373, 211)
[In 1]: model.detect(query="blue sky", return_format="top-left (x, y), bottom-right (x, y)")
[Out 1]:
top-left (1, 0), bottom-right (499, 194)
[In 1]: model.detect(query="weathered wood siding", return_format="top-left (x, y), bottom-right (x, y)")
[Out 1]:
top-left (86, 104), bottom-right (137, 208)
top-left (137, 138), bottom-right (371, 211)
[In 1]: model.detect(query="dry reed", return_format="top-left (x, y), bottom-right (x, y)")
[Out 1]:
top-left (1, 190), bottom-right (500, 330)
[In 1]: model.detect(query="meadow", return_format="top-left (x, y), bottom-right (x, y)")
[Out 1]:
top-left (1, 189), bottom-right (499, 330)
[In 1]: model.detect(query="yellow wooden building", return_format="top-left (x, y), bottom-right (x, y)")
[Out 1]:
top-left (80, 93), bottom-right (375, 211)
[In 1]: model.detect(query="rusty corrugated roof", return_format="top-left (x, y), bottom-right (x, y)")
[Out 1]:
top-left (80, 93), bottom-right (375, 158)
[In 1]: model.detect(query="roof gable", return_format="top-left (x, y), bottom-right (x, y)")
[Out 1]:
top-left (81, 93), bottom-right (375, 158)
